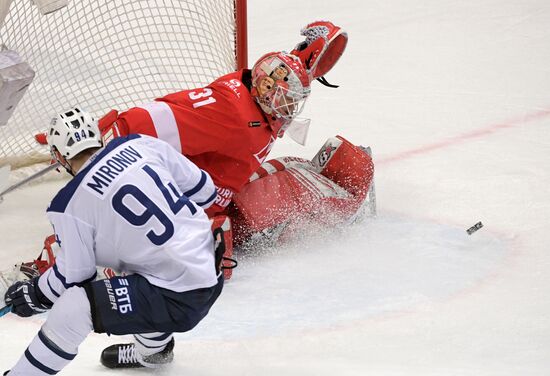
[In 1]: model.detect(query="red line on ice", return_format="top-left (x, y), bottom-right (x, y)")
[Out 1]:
top-left (377, 108), bottom-right (550, 165)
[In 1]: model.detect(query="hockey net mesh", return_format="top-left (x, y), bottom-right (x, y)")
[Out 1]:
top-left (0, 0), bottom-right (240, 169)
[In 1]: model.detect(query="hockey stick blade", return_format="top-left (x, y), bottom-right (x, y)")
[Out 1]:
top-left (0, 305), bottom-right (11, 317)
top-left (0, 162), bottom-right (59, 203)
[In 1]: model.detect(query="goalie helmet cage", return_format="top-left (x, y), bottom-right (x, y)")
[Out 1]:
top-left (0, 0), bottom-right (248, 169)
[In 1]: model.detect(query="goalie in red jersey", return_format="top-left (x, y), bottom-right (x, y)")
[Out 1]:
top-left (10, 21), bottom-right (375, 286)
top-left (99, 49), bottom-right (312, 217)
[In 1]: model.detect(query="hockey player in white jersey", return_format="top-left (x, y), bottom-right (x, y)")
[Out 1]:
top-left (2, 107), bottom-right (224, 374)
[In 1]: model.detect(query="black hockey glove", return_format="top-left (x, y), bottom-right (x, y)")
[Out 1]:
top-left (4, 277), bottom-right (53, 317)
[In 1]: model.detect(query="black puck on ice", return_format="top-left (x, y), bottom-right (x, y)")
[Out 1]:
top-left (466, 221), bottom-right (483, 235)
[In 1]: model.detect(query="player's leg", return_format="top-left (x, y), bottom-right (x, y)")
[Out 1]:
top-left (100, 332), bottom-right (175, 369)
top-left (6, 286), bottom-right (92, 375)
top-left (86, 273), bottom-right (224, 369)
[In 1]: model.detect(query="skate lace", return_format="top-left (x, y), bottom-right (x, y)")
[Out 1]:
top-left (118, 344), bottom-right (139, 364)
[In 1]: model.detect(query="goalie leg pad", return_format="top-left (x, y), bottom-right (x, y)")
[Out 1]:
top-left (231, 135), bottom-right (376, 245)
top-left (230, 164), bottom-right (357, 246)
top-left (312, 135), bottom-right (375, 216)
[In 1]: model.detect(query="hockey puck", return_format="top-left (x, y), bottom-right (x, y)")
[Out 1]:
top-left (466, 221), bottom-right (483, 235)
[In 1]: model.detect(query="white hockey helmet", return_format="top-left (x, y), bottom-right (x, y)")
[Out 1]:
top-left (47, 107), bottom-right (102, 162)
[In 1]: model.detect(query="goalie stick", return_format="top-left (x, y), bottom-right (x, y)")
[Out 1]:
top-left (0, 162), bottom-right (59, 203)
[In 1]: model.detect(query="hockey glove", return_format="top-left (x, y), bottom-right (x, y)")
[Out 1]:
top-left (4, 277), bottom-right (53, 317)
top-left (291, 21), bottom-right (348, 84)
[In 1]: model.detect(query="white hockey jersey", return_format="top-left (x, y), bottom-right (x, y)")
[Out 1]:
top-left (38, 134), bottom-right (218, 303)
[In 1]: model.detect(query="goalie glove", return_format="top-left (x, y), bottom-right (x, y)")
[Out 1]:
top-left (291, 21), bottom-right (348, 86)
top-left (4, 277), bottom-right (53, 317)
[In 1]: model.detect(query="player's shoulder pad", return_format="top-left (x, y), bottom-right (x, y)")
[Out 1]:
top-left (47, 134), bottom-right (142, 214)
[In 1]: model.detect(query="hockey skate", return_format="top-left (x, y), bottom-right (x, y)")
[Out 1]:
top-left (100, 337), bottom-right (174, 369)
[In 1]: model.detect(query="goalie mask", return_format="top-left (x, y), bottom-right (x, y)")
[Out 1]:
top-left (251, 52), bottom-right (311, 138)
top-left (47, 107), bottom-right (102, 174)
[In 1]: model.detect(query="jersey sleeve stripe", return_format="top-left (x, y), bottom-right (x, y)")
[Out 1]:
top-left (52, 264), bottom-right (97, 289)
top-left (184, 170), bottom-right (208, 197)
top-left (76, 271), bottom-right (98, 287)
top-left (46, 273), bottom-right (61, 298)
top-left (52, 264), bottom-right (70, 288)
top-left (196, 190), bottom-right (217, 207)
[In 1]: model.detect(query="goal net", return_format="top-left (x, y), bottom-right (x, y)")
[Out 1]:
top-left (0, 0), bottom-right (247, 169)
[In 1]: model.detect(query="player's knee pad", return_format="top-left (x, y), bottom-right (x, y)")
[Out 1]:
top-left (42, 286), bottom-right (93, 353)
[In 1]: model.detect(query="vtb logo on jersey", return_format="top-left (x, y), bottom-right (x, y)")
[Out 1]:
top-left (253, 135), bottom-right (276, 164)
top-left (104, 278), bottom-right (134, 314)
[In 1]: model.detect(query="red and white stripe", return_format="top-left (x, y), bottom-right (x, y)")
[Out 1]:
top-left (139, 102), bottom-right (182, 153)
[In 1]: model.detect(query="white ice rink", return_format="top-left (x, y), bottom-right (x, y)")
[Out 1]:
top-left (1, 0), bottom-right (550, 374)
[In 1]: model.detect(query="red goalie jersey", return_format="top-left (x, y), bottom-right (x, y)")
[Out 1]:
top-left (100, 70), bottom-right (277, 215)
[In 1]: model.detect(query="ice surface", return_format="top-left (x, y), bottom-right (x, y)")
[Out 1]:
top-left (1, 0), bottom-right (549, 375)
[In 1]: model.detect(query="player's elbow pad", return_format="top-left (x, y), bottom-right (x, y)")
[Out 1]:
top-left (194, 175), bottom-right (217, 210)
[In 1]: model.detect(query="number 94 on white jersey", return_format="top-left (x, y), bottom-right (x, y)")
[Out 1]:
top-left (44, 134), bottom-right (219, 297)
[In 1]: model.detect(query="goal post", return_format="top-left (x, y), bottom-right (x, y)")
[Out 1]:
top-left (235, 0), bottom-right (248, 71)
top-left (0, 0), bottom-right (248, 169)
